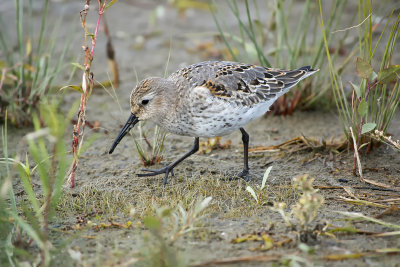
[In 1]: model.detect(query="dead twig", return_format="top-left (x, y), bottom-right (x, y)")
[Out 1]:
top-left (338, 196), bottom-right (389, 209)
top-left (372, 130), bottom-right (400, 150)
top-left (362, 179), bottom-right (400, 192)
top-left (323, 248), bottom-right (400, 261)
top-left (67, 0), bottom-right (109, 188)
top-left (191, 254), bottom-right (282, 266)
top-left (314, 185), bottom-right (399, 192)
top-left (249, 135), bottom-right (348, 153)
top-left (103, 14), bottom-right (120, 88)
top-left (349, 127), bottom-right (364, 181)
top-left (374, 205), bottom-right (400, 219)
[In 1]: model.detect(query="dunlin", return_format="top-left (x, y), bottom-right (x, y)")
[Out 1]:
top-left (109, 61), bottom-right (317, 184)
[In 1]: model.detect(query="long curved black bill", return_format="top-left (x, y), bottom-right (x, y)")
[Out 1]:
top-left (109, 113), bottom-right (139, 154)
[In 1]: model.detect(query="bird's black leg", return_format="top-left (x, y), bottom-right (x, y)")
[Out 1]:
top-left (236, 127), bottom-right (250, 181)
top-left (138, 137), bottom-right (200, 185)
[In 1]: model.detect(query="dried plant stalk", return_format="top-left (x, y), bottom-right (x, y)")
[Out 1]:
top-left (67, 0), bottom-right (109, 188)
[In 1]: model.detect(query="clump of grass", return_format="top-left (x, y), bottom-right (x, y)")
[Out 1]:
top-left (271, 174), bottom-right (324, 243)
top-left (0, 103), bottom-right (74, 266)
top-left (212, 0), bottom-right (352, 113)
top-left (140, 196), bottom-right (212, 266)
top-left (129, 40), bottom-right (172, 167)
top-left (133, 122), bottom-right (167, 166)
top-left (0, 0), bottom-right (71, 126)
top-left (58, 186), bottom-right (131, 218)
top-left (245, 166), bottom-right (298, 208)
top-left (319, 1), bottom-right (400, 176)
top-left (0, 110), bottom-right (16, 265)
top-left (246, 166), bottom-right (272, 205)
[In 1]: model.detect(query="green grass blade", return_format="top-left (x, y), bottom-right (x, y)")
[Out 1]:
top-left (246, 186), bottom-right (258, 203)
top-left (32, 0), bottom-right (49, 88)
top-left (27, 0), bottom-right (33, 66)
top-left (1, 111), bottom-right (17, 212)
top-left (211, 1), bottom-right (238, 62)
top-left (15, 0), bottom-right (25, 89)
top-left (372, 10), bottom-right (394, 59)
top-left (16, 163), bottom-right (41, 215)
top-left (41, 11), bottom-right (72, 91)
top-left (318, 0), bottom-right (350, 135)
top-left (261, 166), bottom-right (273, 191)
top-left (10, 212), bottom-right (45, 250)
top-left (312, 0), bottom-right (344, 67)
top-left (0, 15), bottom-right (14, 66)
top-left (337, 211), bottom-right (400, 229)
top-left (234, 0), bottom-right (245, 44)
top-left (227, 0), bottom-right (270, 66)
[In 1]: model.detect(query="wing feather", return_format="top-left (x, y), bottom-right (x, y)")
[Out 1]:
top-left (168, 61), bottom-right (317, 106)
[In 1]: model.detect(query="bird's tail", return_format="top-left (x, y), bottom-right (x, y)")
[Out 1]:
top-left (274, 66), bottom-right (319, 89)
top-left (297, 66), bottom-right (319, 79)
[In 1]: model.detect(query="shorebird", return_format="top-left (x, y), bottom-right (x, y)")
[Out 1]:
top-left (109, 61), bottom-right (317, 184)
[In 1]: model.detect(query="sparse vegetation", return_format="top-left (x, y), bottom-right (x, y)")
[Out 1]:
top-left (0, 0), bottom-right (72, 126)
top-left (246, 166), bottom-right (272, 205)
top-left (0, 104), bottom-right (73, 266)
top-left (133, 122), bottom-right (167, 166)
top-left (271, 174), bottom-right (324, 243)
top-left (319, 0), bottom-right (400, 176)
top-left (140, 197), bottom-right (212, 266)
top-left (1, 0), bottom-right (400, 266)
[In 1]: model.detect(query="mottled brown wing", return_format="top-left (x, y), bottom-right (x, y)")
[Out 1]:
top-left (169, 61), bottom-right (316, 106)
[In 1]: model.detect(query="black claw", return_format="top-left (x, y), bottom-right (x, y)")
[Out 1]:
top-left (230, 168), bottom-right (250, 182)
top-left (137, 166), bottom-right (174, 184)
top-left (137, 166), bottom-right (172, 178)
top-left (163, 173), bottom-right (169, 185)
top-left (139, 168), bottom-right (160, 173)
top-left (241, 171), bottom-right (250, 182)
top-left (135, 137), bottom-right (199, 185)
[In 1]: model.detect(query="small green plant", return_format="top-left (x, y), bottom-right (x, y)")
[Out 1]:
top-left (0, 0), bottom-right (71, 126)
top-left (0, 103), bottom-right (74, 266)
top-left (0, 111), bottom-right (17, 265)
top-left (319, 1), bottom-right (400, 175)
top-left (246, 166), bottom-right (272, 205)
top-left (133, 123), bottom-right (167, 166)
top-left (140, 196), bottom-right (212, 267)
top-left (130, 42), bottom-right (171, 167)
top-left (271, 174), bottom-right (324, 243)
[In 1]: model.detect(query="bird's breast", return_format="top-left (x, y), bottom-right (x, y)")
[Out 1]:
top-left (157, 93), bottom-right (273, 138)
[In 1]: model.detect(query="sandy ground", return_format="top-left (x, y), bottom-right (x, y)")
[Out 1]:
top-left (2, 0), bottom-right (400, 266)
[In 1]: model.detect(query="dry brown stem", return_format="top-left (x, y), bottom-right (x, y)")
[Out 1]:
top-left (67, 0), bottom-right (109, 188)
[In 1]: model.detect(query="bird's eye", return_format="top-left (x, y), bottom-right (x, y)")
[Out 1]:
top-left (141, 99), bottom-right (150, 106)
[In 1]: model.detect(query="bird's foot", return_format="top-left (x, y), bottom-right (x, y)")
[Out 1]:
top-left (137, 166), bottom-right (175, 185)
top-left (230, 168), bottom-right (250, 182)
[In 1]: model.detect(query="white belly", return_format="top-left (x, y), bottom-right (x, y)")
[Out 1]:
top-left (157, 86), bottom-right (277, 138)
top-left (184, 99), bottom-right (274, 137)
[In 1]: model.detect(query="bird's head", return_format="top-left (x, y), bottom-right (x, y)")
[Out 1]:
top-left (129, 77), bottom-right (172, 121)
top-left (109, 77), bottom-right (174, 154)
